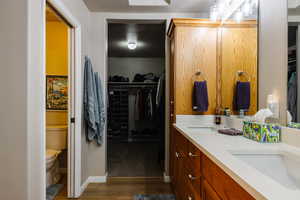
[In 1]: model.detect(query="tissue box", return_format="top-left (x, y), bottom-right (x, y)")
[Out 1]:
top-left (243, 121), bottom-right (281, 143)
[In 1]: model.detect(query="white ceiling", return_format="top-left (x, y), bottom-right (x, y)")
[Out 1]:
top-left (83, 0), bottom-right (211, 13)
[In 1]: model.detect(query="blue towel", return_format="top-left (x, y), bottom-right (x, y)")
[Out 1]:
top-left (94, 72), bottom-right (106, 145)
top-left (235, 81), bottom-right (250, 110)
top-left (193, 81), bottom-right (209, 112)
top-left (84, 56), bottom-right (97, 140)
top-left (84, 56), bottom-right (105, 145)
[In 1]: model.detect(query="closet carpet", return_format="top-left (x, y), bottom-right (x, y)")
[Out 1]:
top-left (108, 141), bottom-right (163, 177)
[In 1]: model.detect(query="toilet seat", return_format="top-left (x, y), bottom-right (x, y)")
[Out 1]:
top-left (46, 149), bottom-right (61, 170)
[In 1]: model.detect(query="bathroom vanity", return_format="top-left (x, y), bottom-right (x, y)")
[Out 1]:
top-left (170, 122), bottom-right (300, 200)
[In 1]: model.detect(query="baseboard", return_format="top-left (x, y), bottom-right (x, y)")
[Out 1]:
top-left (80, 174), bottom-right (108, 195)
top-left (163, 172), bottom-right (171, 183)
top-left (80, 177), bottom-right (90, 195)
top-left (87, 175), bottom-right (107, 183)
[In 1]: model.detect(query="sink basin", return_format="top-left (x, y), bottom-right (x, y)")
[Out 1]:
top-left (231, 151), bottom-right (300, 190)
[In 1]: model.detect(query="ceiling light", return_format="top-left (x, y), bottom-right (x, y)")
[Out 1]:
top-left (128, 41), bottom-right (137, 50)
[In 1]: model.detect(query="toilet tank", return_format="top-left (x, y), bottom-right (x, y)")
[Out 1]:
top-left (46, 125), bottom-right (68, 150)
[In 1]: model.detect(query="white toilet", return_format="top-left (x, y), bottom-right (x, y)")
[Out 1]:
top-left (46, 125), bottom-right (68, 187)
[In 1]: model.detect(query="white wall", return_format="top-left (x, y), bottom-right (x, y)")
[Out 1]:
top-left (0, 1), bottom-right (31, 199)
top-left (108, 57), bottom-right (165, 81)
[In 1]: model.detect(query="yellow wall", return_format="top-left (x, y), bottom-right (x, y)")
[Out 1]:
top-left (46, 21), bottom-right (69, 126)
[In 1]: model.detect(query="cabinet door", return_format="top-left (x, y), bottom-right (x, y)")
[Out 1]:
top-left (170, 127), bottom-right (175, 185)
top-left (174, 26), bottom-right (217, 115)
top-left (169, 35), bottom-right (176, 187)
top-left (173, 145), bottom-right (186, 199)
top-left (202, 180), bottom-right (222, 200)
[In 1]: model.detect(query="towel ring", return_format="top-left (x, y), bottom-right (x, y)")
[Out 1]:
top-left (236, 70), bottom-right (250, 82)
top-left (192, 71), bottom-right (206, 82)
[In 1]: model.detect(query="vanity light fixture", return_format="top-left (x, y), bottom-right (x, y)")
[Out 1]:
top-left (251, 0), bottom-right (258, 7)
top-left (209, 0), bottom-right (258, 23)
top-left (210, 5), bottom-right (219, 22)
top-left (127, 41), bottom-right (137, 50)
top-left (242, 0), bottom-right (251, 16)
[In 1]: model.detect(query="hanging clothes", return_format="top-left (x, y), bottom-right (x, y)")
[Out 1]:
top-left (288, 72), bottom-right (297, 122)
top-left (146, 89), bottom-right (153, 119)
top-left (134, 89), bottom-right (141, 121)
top-left (156, 73), bottom-right (165, 108)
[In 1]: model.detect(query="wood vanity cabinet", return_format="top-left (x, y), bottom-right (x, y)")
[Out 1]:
top-left (167, 18), bottom-right (258, 118)
top-left (170, 127), bottom-right (255, 200)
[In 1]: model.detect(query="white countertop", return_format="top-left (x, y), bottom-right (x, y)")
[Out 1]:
top-left (174, 123), bottom-right (300, 200)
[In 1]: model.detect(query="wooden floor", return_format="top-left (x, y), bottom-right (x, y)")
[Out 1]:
top-left (55, 178), bottom-right (173, 200)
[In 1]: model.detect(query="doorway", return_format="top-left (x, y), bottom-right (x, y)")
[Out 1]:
top-left (106, 20), bottom-right (166, 178)
top-left (45, 5), bottom-right (70, 199)
top-left (45, 1), bottom-right (82, 198)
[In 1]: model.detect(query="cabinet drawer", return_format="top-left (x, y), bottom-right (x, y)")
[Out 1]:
top-left (187, 142), bottom-right (201, 176)
top-left (175, 130), bottom-right (188, 156)
top-left (202, 155), bottom-right (255, 200)
top-left (185, 166), bottom-right (201, 190)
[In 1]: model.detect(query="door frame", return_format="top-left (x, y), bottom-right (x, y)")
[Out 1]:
top-left (46, 0), bottom-right (82, 197)
top-left (104, 19), bottom-right (168, 179)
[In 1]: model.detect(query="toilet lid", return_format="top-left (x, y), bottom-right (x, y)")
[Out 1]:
top-left (46, 149), bottom-right (61, 161)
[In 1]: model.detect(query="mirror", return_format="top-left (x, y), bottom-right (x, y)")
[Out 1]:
top-left (217, 1), bottom-right (259, 116)
top-left (288, 1), bottom-right (300, 128)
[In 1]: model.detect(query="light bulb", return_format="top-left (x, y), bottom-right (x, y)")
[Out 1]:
top-left (210, 6), bottom-right (218, 22)
top-left (127, 42), bottom-right (137, 50)
top-left (235, 10), bottom-right (243, 23)
top-left (243, 1), bottom-right (251, 16)
top-left (218, 2), bottom-right (226, 15)
top-left (251, 0), bottom-right (258, 7)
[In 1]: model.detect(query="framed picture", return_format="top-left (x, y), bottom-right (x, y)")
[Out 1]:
top-left (46, 75), bottom-right (68, 110)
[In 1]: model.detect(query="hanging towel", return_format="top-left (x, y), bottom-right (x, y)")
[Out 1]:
top-left (235, 81), bottom-right (251, 111)
top-left (84, 56), bottom-right (97, 142)
top-left (193, 81), bottom-right (209, 112)
top-left (84, 56), bottom-right (104, 146)
top-left (94, 72), bottom-right (106, 145)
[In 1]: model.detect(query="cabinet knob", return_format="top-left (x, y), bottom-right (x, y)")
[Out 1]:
top-left (175, 152), bottom-right (179, 158)
top-left (188, 152), bottom-right (200, 157)
top-left (188, 196), bottom-right (192, 200)
top-left (170, 114), bottom-right (174, 117)
top-left (188, 174), bottom-right (198, 180)
top-left (170, 101), bottom-right (174, 105)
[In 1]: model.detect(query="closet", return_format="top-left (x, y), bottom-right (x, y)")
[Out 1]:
top-left (107, 21), bottom-right (166, 177)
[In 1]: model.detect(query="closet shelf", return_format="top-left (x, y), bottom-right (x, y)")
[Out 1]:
top-left (108, 82), bottom-right (158, 86)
